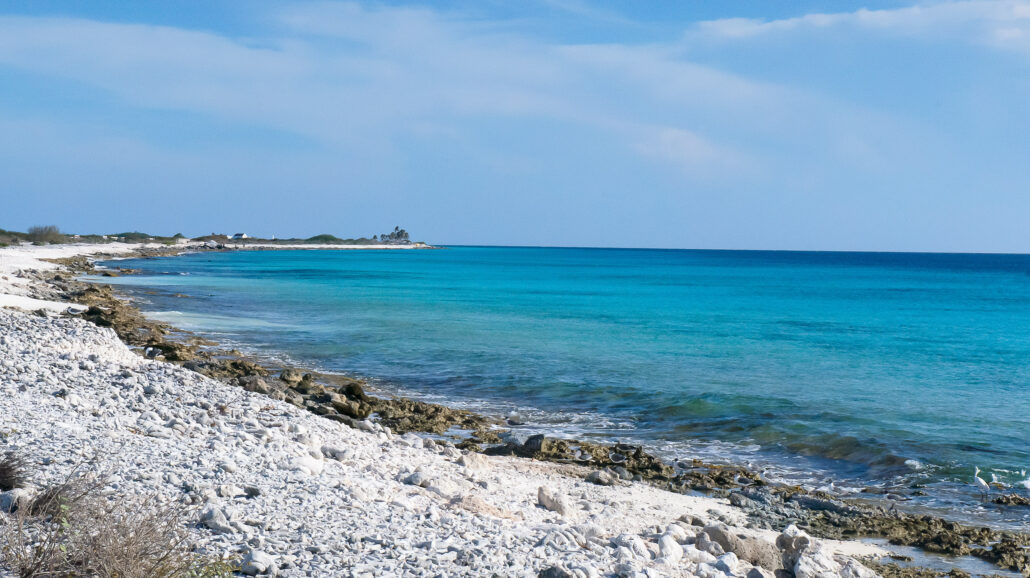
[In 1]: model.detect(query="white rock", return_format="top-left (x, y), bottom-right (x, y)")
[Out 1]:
top-left (795, 547), bottom-right (840, 578)
top-left (200, 504), bottom-right (234, 534)
top-left (458, 452), bottom-right (489, 471)
top-left (658, 533), bottom-right (683, 563)
top-left (664, 522), bottom-right (691, 544)
top-left (241, 549), bottom-right (276, 575)
top-left (611, 533), bottom-right (651, 560)
top-left (290, 455), bottom-right (324, 476)
top-left (838, 557), bottom-right (879, 578)
top-left (715, 551), bottom-right (739, 574)
top-left (537, 486), bottom-right (574, 517)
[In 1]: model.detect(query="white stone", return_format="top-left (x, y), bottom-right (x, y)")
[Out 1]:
top-left (537, 486), bottom-right (574, 517)
top-left (658, 533), bottom-right (683, 563)
top-left (241, 549), bottom-right (276, 575)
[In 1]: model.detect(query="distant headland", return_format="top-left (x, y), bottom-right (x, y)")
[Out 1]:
top-left (0, 225), bottom-right (427, 248)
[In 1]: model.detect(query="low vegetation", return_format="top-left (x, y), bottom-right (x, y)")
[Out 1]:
top-left (306, 233), bottom-right (343, 243)
top-left (113, 231), bottom-right (157, 240)
top-left (26, 226), bottom-right (66, 245)
top-left (0, 452), bottom-right (27, 492)
top-left (0, 455), bottom-right (235, 578)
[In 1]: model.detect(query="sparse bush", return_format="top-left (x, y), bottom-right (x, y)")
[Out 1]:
top-left (0, 452), bottom-right (27, 492)
top-left (1, 467), bottom-right (235, 578)
top-left (25, 226), bottom-right (65, 245)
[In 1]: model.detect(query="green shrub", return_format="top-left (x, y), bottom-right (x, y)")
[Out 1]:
top-left (306, 234), bottom-right (342, 243)
top-left (26, 225), bottom-right (65, 245)
top-left (111, 232), bottom-right (151, 240)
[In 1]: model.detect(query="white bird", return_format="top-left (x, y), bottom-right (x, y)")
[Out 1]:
top-left (974, 467), bottom-right (990, 501)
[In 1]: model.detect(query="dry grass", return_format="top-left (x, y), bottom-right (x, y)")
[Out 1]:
top-left (1, 466), bottom-right (235, 577)
top-left (0, 452), bottom-right (28, 492)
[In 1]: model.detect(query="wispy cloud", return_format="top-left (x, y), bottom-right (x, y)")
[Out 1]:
top-left (692, 0), bottom-right (1030, 54)
top-left (0, 5), bottom-right (765, 176)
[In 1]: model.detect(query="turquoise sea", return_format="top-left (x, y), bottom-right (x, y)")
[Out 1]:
top-left (98, 247), bottom-right (1030, 527)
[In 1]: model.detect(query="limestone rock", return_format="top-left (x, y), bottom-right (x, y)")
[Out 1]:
top-left (241, 549), bottom-right (277, 575)
top-left (658, 533), bottom-right (683, 563)
top-left (776, 524), bottom-right (813, 570)
top-left (200, 504), bottom-right (234, 534)
top-left (794, 547), bottom-right (840, 578)
top-left (537, 486), bottom-right (573, 517)
top-left (458, 452), bottom-right (489, 472)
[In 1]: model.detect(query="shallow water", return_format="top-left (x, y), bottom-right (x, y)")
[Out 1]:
top-left (98, 247), bottom-right (1030, 528)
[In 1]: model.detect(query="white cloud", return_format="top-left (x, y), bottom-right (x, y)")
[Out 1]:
top-left (0, 6), bottom-right (770, 176)
top-left (692, 1), bottom-right (1030, 54)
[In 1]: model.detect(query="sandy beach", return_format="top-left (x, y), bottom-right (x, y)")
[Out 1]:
top-left (1, 242), bottom-right (1026, 577)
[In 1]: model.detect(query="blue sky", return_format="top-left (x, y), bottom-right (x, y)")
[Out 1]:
top-left (1, 1), bottom-right (1028, 251)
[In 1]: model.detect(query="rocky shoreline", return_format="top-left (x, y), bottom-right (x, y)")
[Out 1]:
top-left (2, 242), bottom-right (1028, 577)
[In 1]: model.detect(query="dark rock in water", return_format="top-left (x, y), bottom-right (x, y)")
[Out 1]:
top-left (524, 434), bottom-right (547, 453)
top-left (788, 494), bottom-right (860, 515)
top-left (342, 381), bottom-right (368, 402)
top-left (992, 493), bottom-right (1030, 507)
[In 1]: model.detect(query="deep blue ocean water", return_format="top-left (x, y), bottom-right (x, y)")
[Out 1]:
top-left (98, 247), bottom-right (1030, 525)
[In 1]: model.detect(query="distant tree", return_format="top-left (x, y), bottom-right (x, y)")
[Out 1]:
top-left (27, 225), bottom-right (65, 245)
top-left (113, 232), bottom-right (150, 240)
top-left (306, 234), bottom-right (342, 243)
top-left (172, 233), bottom-right (185, 239)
